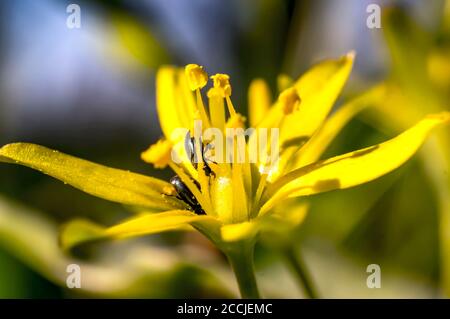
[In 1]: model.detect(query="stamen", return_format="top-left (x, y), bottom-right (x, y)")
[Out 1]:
top-left (185, 64), bottom-right (208, 90)
top-left (207, 87), bottom-right (225, 130)
top-left (225, 113), bottom-right (246, 129)
top-left (279, 87), bottom-right (301, 114)
top-left (211, 73), bottom-right (236, 117)
top-left (211, 74), bottom-right (232, 97)
top-left (225, 97), bottom-right (237, 117)
top-left (185, 64), bottom-right (211, 128)
top-left (195, 89), bottom-right (211, 128)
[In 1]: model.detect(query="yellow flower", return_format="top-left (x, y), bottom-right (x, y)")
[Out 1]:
top-left (0, 54), bottom-right (449, 298)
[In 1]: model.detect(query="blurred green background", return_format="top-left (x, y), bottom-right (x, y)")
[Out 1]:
top-left (0, 0), bottom-right (449, 298)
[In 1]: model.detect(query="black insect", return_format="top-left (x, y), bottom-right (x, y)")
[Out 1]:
top-left (170, 132), bottom-right (214, 215)
top-left (170, 175), bottom-right (205, 215)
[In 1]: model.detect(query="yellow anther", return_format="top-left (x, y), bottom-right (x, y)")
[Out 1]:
top-left (279, 87), bottom-right (301, 114)
top-left (141, 139), bottom-right (172, 168)
top-left (185, 64), bottom-right (208, 91)
top-left (211, 73), bottom-right (232, 97)
top-left (184, 65), bottom-right (211, 127)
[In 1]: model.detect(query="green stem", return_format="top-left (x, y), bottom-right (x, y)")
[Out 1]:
top-left (284, 246), bottom-right (319, 299)
top-left (225, 242), bottom-right (261, 299)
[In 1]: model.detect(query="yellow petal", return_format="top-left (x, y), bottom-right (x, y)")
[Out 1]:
top-left (105, 211), bottom-right (209, 238)
top-left (248, 78), bottom-right (271, 127)
top-left (254, 86), bottom-right (299, 131)
top-left (141, 138), bottom-right (172, 168)
top-left (156, 66), bottom-right (194, 140)
top-left (59, 219), bottom-right (105, 251)
top-left (281, 52), bottom-right (355, 141)
top-left (60, 210), bottom-right (215, 250)
top-left (176, 68), bottom-right (197, 126)
top-left (0, 143), bottom-right (183, 211)
top-left (291, 84), bottom-right (387, 168)
top-left (221, 201), bottom-right (309, 242)
top-left (261, 112), bottom-right (450, 215)
top-left (221, 221), bottom-right (259, 242)
top-left (270, 200), bottom-right (309, 228)
top-left (252, 53), bottom-right (354, 181)
top-left (211, 175), bottom-right (234, 224)
top-left (231, 163), bottom-right (249, 222)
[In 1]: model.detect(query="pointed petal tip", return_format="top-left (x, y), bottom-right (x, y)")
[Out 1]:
top-left (427, 111), bottom-right (450, 123)
top-left (59, 219), bottom-right (105, 251)
top-left (346, 50), bottom-right (356, 60)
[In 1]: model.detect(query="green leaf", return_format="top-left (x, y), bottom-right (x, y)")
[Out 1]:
top-left (0, 195), bottom-right (234, 297)
top-left (0, 143), bottom-right (184, 211)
